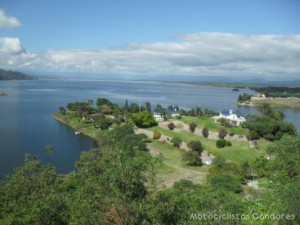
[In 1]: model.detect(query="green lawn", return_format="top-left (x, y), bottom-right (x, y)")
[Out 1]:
top-left (147, 126), bottom-right (267, 163)
top-left (179, 116), bottom-right (249, 136)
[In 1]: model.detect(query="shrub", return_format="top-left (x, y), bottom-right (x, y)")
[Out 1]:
top-left (218, 127), bottom-right (227, 139)
top-left (187, 140), bottom-right (203, 154)
top-left (153, 130), bottom-right (161, 140)
top-left (182, 151), bottom-right (202, 166)
top-left (202, 127), bottom-right (209, 138)
top-left (189, 122), bottom-right (197, 133)
top-left (171, 137), bottom-right (182, 148)
top-left (216, 139), bottom-right (226, 148)
top-left (168, 122), bottom-right (175, 130)
top-left (229, 132), bottom-right (235, 137)
top-left (225, 141), bottom-right (232, 147)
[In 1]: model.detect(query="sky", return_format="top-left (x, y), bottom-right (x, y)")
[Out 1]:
top-left (0, 0), bottom-right (300, 80)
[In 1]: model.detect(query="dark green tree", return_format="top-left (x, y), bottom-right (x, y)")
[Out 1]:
top-left (187, 140), bottom-right (203, 154)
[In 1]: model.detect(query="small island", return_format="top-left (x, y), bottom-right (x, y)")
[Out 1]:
top-left (232, 88), bottom-right (240, 91)
top-left (0, 92), bottom-right (7, 96)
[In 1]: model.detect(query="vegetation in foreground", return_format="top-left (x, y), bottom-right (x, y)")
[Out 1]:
top-left (0, 97), bottom-right (299, 224)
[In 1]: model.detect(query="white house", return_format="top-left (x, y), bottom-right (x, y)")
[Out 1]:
top-left (153, 112), bottom-right (164, 122)
top-left (214, 109), bottom-right (246, 126)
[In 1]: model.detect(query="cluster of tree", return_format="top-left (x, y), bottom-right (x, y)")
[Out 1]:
top-left (243, 103), bottom-right (296, 141)
top-left (0, 132), bottom-right (299, 224)
top-left (59, 98), bottom-right (159, 130)
top-left (237, 93), bottom-right (252, 103)
top-left (251, 86), bottom-right (300, 98)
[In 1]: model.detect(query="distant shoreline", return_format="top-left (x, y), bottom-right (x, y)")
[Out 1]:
top-left (237, 97), bottom-right (300, 108)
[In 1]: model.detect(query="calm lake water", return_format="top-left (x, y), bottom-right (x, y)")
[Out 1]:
top-left (0, 79), bottom-right (299, 179)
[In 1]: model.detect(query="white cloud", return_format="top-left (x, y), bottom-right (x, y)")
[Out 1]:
top-left (0, 37), bottom-right (23, 54)
top-left (0, 9), bottom-right (21, 28)
top-left (0, 32), bottom-right (300, 78)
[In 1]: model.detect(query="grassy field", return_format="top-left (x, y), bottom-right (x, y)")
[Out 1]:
top-left (148, 141), bottom-right (209, 187)
top-left (179, 116), bottom-right (249, 135)
top-left (147, 125), bottom-right (267, 163)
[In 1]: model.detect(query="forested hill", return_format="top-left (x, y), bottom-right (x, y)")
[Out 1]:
top-left (0, 69), bottom-right (35, 80)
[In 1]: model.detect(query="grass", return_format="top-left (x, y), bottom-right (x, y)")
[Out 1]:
top-left (179, 116), bottom-right (249, 136)
top-left (147, 126), bottom-right (267, 163)
top-left (148, 141), bottom-right (209, 187)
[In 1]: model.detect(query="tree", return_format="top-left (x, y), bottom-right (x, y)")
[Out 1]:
top-left (246, 130), bottom-right (260, 141)
top-left (189, 122), bottom-right (197, 133)
top-left (96, 97), bottom-right (113, 107)
top-left (45, 144), bottom-right (54, 155)
top-left (171, 137), bottom-right (182, 148)
top-left (182, 151), bottom-right (202, 166)
top-left (218, 127), bottom-right (227, 139)
top-left (264, 135), bottom-right (300, 182)
top-left (87, 99), bottom-right (93, 106)
top-left (59, 106), bottom-right (66, 115)
top-left (202, 127), bottom-right (209, 138)
top-left (187, 140), bottom-right (203, 154)
top-left (123, 99), bottom-right (130, 113)
top-left (168, 122), bottom-right (175, 130)
top-left (257, 101), bottom-right (273, 116)
top-left (145, 101), bottom-right (151, 112)
top-left (129, 103), bottom-right (140, 113)
top-left (217, 118), bottom-right (231, 127)
top-left (237, 93), bottom-right (252, 103)
top-left (132, 111), bottom-right (157, 128)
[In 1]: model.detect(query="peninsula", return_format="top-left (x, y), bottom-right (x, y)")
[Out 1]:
top-left (0, 69), bottom-right (35, 80)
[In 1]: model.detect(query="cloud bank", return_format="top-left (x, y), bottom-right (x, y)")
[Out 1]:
top-left (0, 9), bottom-right (21, 28)
top-left (0, 32), bottom-right (300, 78)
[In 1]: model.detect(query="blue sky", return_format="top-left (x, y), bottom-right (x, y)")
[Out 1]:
top-left (0, 0), bottom-right (300, 79)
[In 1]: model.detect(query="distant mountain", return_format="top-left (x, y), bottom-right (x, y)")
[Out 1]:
top-left (0, 69), bottom-right (35, 80)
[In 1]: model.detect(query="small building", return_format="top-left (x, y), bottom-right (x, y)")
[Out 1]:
top-left (213, 109), bottom-right (246, 126)
top-left (153, 112), bottom-right (164, 122)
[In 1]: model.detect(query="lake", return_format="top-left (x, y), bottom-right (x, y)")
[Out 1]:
top-left (0, 79), bottom-right (299, 179)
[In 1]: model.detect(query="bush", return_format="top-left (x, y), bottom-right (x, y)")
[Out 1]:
top-left (229, 132), bottom-right (235, 137)
top-left (202, 127), bottom-right (209, 138)
top-left (216, 139), bottom-right (226, 148)
top-left (153, 130), bottom-right (161, 140)
top-left (168, 122), bottom-right (175, 130)
top-left (171, 137), bottom-right (182, 148)
top-left (189, 122), bottom-right (197, 133)
top-left (182, 151), bottom-right (202, 166)
top-left (225, 141), bottom-right (232, 147)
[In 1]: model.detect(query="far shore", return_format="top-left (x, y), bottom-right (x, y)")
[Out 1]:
top-left (237, 97), bottom-right (300, 108)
